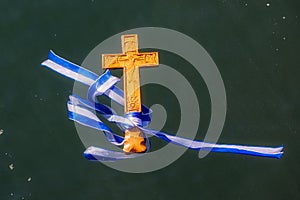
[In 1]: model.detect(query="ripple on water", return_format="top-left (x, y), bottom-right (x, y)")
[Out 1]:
top-left (9, 163), bottom-right (14, 170)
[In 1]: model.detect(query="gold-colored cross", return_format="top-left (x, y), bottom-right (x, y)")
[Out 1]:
top-left (102, 34), bottom-right (159, 153)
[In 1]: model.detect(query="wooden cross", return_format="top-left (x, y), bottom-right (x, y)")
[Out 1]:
top-left (102, 34), bottom-right (159, 153)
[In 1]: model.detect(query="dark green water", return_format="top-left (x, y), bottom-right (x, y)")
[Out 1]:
top-left (1, 0), bottom-right (300, 199)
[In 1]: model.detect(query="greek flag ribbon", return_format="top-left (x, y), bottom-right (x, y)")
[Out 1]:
top-left (41, 50), bottom-right (283, 161)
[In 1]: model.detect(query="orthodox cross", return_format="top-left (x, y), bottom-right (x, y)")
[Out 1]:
top-left (102, 34), bottom-right (159, 152)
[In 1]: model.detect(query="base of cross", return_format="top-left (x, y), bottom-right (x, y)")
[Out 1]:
top-left (123, 127), bottom-right (147, 153)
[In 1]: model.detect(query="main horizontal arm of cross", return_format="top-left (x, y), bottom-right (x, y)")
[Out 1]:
top-left (102, 52), bottom-right (159, 69)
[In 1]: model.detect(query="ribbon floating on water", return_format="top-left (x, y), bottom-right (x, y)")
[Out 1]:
top-left (41, 50), bottom-right (284, 161)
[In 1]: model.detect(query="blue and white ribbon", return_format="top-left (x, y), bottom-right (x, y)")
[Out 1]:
top-left (41, 50), bottom-right (284, 161)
